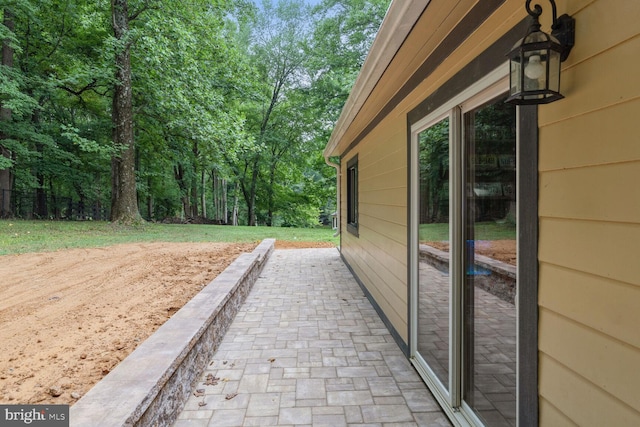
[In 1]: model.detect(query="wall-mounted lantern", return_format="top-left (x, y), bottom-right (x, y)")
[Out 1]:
top-left (506, 0), bottom-right (575, 105)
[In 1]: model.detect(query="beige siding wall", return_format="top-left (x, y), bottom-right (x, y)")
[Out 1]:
top-left (537, 0), bottom-right (640, 424)
top-left (338, 0), bottom-right (523, 348)
top-left (340, 116), bottom-right (409, 341)
top-left (337, 0), bottom-right (640, 424)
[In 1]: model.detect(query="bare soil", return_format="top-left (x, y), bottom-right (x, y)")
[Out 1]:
top-left (425, 240), bottom-right (517, 265)
top-left (0, 240), bottom-right (333, 405)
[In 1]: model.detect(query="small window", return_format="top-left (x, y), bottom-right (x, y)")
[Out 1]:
top-left (346, 155), bottom-right (359, 236)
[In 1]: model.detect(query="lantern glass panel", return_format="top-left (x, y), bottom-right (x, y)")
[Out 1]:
top-left (510, 56), bottom-right (522, 95)
top-left (547, 48), bottom-right (561, 93)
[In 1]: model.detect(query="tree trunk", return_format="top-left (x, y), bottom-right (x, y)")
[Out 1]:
top-left (146, 176), bottom-right (153, 219)
top-left (35, 173), bottom-right (47, 218)
top-left (200, 169), bottom-right (206, 219)
top-left (30, 106), bottom-right (48, 218)
top-left (212, 169), bottom-right (222, 222)
top-left (110, 0), bottom-right (140, 223)
top-left (212, 170), bottom-right (218, 220)
top-left (247, 155), bottom-right (259, 226)
top-left (232, 182), bottom-right (239, 226)
top-left (266, 161), bottom-right (276, 227)
top-left (0, 9), bottom-right (14, 218)
top-left (173, 164), bottom-right (190, 219)
top-left (222, 178), bottom-right (227, 224)
top-left (191, 179), bottom-right (198, 218)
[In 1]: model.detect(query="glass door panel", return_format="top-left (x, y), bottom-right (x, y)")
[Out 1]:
top-left (416, 117), bottom-right (450, 392)
top-left (462, 96), bottom-right (517, 426)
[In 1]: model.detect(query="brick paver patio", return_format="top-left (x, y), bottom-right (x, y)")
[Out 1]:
top-left (173, 248), bottom-right (450, 427)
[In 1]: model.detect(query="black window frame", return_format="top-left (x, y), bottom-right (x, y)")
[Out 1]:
top-left (346, 155), bottom-right (359, 236)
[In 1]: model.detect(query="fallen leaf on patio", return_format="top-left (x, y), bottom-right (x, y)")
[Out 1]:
top-left (225, 392), bottom-right (238, 400)
top-left (194, 389), bottom-right (205, 397)
top-left (204, 373), bottom-right (220, 386)
top-left (198, 401), bottom-right (207, 407)
top-left (268, 358), bottom-right (276, 363)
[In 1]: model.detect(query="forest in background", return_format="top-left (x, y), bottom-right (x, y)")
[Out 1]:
top-left (0, 0), bottom-right (390, 226)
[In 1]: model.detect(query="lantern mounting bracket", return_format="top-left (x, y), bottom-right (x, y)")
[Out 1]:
top-left (525, 0), bottom-right (575, 61)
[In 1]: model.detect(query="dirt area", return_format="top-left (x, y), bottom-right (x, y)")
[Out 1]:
top-left (425, 240), bottom-right (516, 265)
top-left (0, 240), bottom-right (333, 406)
top-left (275, 240), bottom-right (335, 249)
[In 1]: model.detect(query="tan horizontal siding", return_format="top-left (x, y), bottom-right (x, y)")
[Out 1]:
top-left (538, 0), bottom-right (640, 425)
top-left (539, 398), bottom-right (578, 427)
top-left (567, 0), bottom-right (638, 62)
top-left (356, 218), bottom-right (406, 276)
top-left (539, 263), bottom-right (640, 349)
top-left (337, 1), bottom-right (639, 425)
top-left (539, 161), bottom-right (640, 223)
top-left (360, 146), bottom-right (406, 171)
top-left (539, 218), bottom-right (639, 286)
top-left (353, 243), bottom-right (406, 311)
top-left (360, 203), bottom-right (406, 227)
top-left (360, 173), bottom-right (406, 198)
top-left (539, 308), bottom-right (640, 410)
top-left (539, 353), bottom-right (640, 426)
top-left (341, 243), bottom-right (408, 342)
top-left (359, 187), bottom-right (406, 209)
top-left (540, 97), bottom-right (640, 171)
top-left (356, 213), bottom-right (405, 244)
top-left (339, 113), bottom-right (409, 342)
top-left (540, 22), bottom-right (640, 127)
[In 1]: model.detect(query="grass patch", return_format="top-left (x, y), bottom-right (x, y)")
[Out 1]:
top-left (420, 221), bottom-right (516, 242)
top-left (0, 220), bottom-right (339, 256)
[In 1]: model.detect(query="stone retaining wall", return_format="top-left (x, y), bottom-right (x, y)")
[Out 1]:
top-left (419, 243), bottom-right (517, 304)
top-left (70, 239), bottom-right (275, 427)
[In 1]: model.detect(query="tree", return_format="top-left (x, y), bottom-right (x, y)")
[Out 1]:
top-left (0, 1), bottom-right (114, 220)
top-left (132, 0), bottom-right (252, 221)
top-left (0, 0), bottom-right (390, 227)
top-left (0, 8), bottom-right (15, 216)
top-left (109, 0), bottom-right (143, 223)
top-left (307, 0), bottom-right (389, 123)
top-left (228, 0), bottom-right (312, 226)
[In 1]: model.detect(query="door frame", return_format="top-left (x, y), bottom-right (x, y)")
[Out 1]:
top-left (408, 61), bottom-right (539, 426)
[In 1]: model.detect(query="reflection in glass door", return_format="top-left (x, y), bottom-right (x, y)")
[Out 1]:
top-left (463, 97), bottom-right (517, 426)
top-left (416, 117), bottom-right (450, 392)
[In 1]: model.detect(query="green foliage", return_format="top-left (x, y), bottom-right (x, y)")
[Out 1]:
top-left (1, 0), bottom-right (389, 227)
top-left (419, 119), bottom-right (449, 223)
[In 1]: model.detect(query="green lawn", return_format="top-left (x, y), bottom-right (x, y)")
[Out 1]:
top-left (420, 221), bottom-right (516, 242)
top-left (0, 220), bottom-right (339, 256)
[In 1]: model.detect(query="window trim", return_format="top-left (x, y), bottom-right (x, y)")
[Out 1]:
top-left (346, 155), bottom-right (359, 236)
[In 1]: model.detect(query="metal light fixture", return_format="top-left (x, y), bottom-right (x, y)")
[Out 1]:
top-left (506, 0), bottom-right (575, 105)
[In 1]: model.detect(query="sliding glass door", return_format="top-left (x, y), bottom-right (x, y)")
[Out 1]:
top-left (410, 78), bottom-right (517, 427)
top-left (415, 115), bottom-right (451, 393)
